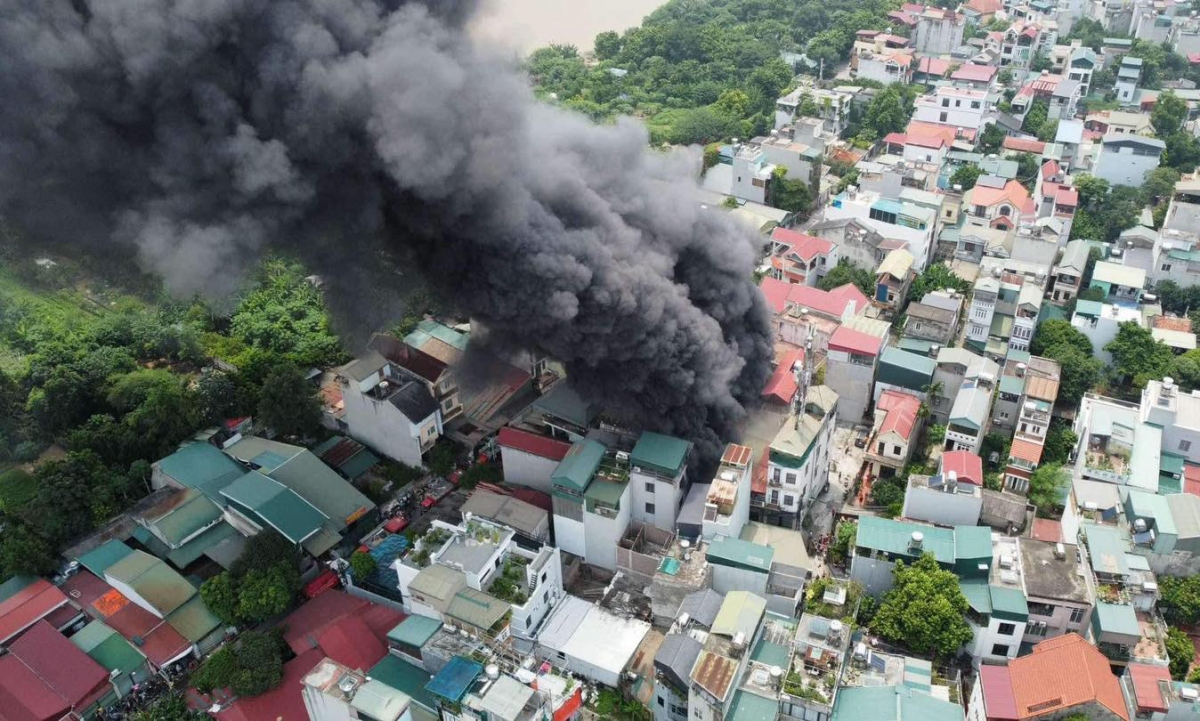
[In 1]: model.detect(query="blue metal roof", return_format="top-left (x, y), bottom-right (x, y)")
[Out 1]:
top-left (425, 656), bottom-right (483, 702)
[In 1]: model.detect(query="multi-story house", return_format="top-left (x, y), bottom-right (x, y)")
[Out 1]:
top-left (1116, 56), bottom-right (1144, 105)
top-left (1001, 21), bottom-right (1053, 68)
top-left (962, 533), bottom-right (1030, 666)
top-left (1051, 238), bottom-right (1092, 303)
top-left (1068, 46), bottom-right (1098, 95)
top-left (764, 386), bottom-right (839, 528)
top-left (912, 86), bottom-right (995, 133)
top-left (1071, 300), bottom-right (1145, 364)
top-left (821, 187), bottom-right (938, 270)
top-left (1021, 538), bottom-right (1095, 643)
top-left (913, 6), bottom-right (966, 54)
top-left (760, 277), bottom-right (875, 356)
top-left (947, 376), bottom-right (994, 454)
top-left (768, 228), bottom-right (838, 286)
top-left (1089, 260), bottom-right (1146, 304)
top-left (686, 591), bottom-right (769, 721)
top-left (850, 516), bottom-right (992, 597)
top-left (1142, 377), bottom-right (1200, 464)
top-left (904, 300), bottom-right (959, 346)
top-left (865, 390), bottom-right (922, 480)
top-left (774, 85), bottom-right (856, 134)
top-left (731, 145), bottom-right (775, 204)
top-left (966, 276), bottom-right (998, 352)
top-left (752, 135), bottom-right (823, 195)
top-left (854, 49), bottom-right (914, 85)
top-left (1154, 231), bottom-right (1200, 288)
top-left (629, 432), bottom-right (693, 534)
top-left (902, 462), bottom-right (985, 527)
top-left (1085, 109), bottom-right (1155, 136)
top-left (338, 351), bottom-right (442, 468)
top-left (1001, 356), bottom-right (1061, 492)
top-left (825, 324), bottom-right (887, 423)
top-left (873, 248), bottom-right (915, 311)
top-left (930, 347), bottom-right (999, 424)
top-left (962, 178), bottom-right (1033, 231)
top-left (1093, 135), bottom-right (1165, 188)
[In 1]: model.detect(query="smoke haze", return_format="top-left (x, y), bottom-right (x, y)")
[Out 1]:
top-left (0, 0), bottom-right (773, 458)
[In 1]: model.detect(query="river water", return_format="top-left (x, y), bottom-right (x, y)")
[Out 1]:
top-left (469, 0), bottom-right (666, 55)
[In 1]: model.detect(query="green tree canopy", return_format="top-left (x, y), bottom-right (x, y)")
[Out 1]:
top-left (1028, 463), bottom-right (1071, 516)
top-left (908, 264), bottom-right (971, 302)
top-left (949, 164), bottom-right (982, 191)
top-left (1168, 627), bottom-right (1195, 680)
top-left (133, 693), bottom-right (209, 721)
top-left (1153, 91), bottom-right (1189, 137)
top-left (350, 551), bottom-right (378, 580)
top-left (1041, 420), bottom-right (1078, 466)
top-left (770, 167), bottom-right (814, 215)
top-left (872, 554), bottom-right (973, 658)
top-left (1161, 575), bottom-right (1200, 626)
top-left (1031, 319), bottom-right (1093, 356)
top-left (817, 259), bottom-right (874, 295)
top-left (257, 363), bottom-right (322, 438)
top-left (1106, 321), bottom-right (1176, 391)
top-left (230, 259), bottom-right (345, 368)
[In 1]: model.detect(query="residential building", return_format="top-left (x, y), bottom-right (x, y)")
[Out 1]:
top-left (680, 443), bottom-right (753, 542)
top-left (874, 347), bottom-right (936, 408)
top-left (874, 248), bottom-right (916, 311)
top-left (854, 49), bottom-right (914, 85)
top-left (1093, 135), bottom-right (1165, 187)
top-left (338, 351), bottom-right (442, 468)
top-left (1021, 538), bottom-right (1095, 643)
top-left (1051, 238), bottom-right (1092, 303)
top-left (930, 347), bottom-right (999, 424)
top-left (779, 612), bottom-right (853, 721)
top-left (1056, 119), bottom-right (1086, 169)
top-left (823, 187), bottom-right (937, 270)
top-left (1116, 56), bottom-right (1144, 105)
top-left (947, 377), bottom-right (994, 454)
top-left (904, 300), bottom-right (960, 345)
top-left (549, 439), bottom-right (636, 571)
top-left (760, 277), bottom-right (875, 356)
top-left (1090, 261), bottom-right (1146, 304)
top-left (0, 576), bottom-right (76, 646)
top-left (849, 516), bottom-right (992, 597)
top-left (686, 591), bottom-right (768, 721)
top-left (536, 595), bottom-right (652, 689)
top-left (769, 228), bottom-right (839, 286)
top-left (902, 463), bottom-right (984, 527)
top-left (1072, 392), bottom-right (1164, 490)
top-left (1069, 46), bottom-right (1099, 95)
top-left (1001, 356), bottom-right (1061, 493)
top-left (68, 620), bottom-right (151, 701)
top-left (963, 178), bottom-right (1033, 231)
top-left (774, 85), bottom-right (857, 135)
top-left (753, 135), bottom-right (823, 195)
top-left (912, 86), bottom-right (995, 133)
top-left (961, 533), bottom-right (1029, 666)
top-left (496, 427), bottom-right (573, 494)
top-left (952, 62), bottom-right (1000, 90)
top-left (0, 621), bottom-right (113, 720)
top-left (825, 324), bottom-right (887, 423)
top-left (866, 390), bottom-right (923, 480)
top-left (1001, 21), bottom-right (1054, 68)
top-left (629, 432), bottom-right (693, 533)
top-left (913, 6), bottom-right (966, 54)
top-left (955, 226), bottom-right (1013, 264)
top-left (764, 386), bottom-right (839, 527)
top-left (1071, 300), bottom-right (1145, 364)
top-left (1085, 109), bottom-right (1155, 136)
top-left (967, 634), bottom-right (1130, 721)
top-left (1142, 378), bottom-right (1200, 464)
top-left (732, 145), bottom-right (776, 204)
top-left (460, 489), bottom-right (551, 544)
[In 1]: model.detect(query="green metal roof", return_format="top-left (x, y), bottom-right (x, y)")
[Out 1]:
top-left (631, 432), bottom-right (691, 477)
top-left (706, 536), bottom-right (774, 573)
top-left (998, 375), bottom-right (1025, 396)
top-left (1127, 489), bottom-right (1177, 537)
top-left (220, 470), bottom-right (326, 543)
top-left (750, 636), bottom-right (790, 668)
top-left (77, 539), bottom-right (134, 578)
top-left (856, 517), bottom-right (955, 563)
top-left (877, 348), bottom-right (936, 392)
top-left (147, 490), bottom-right (223, 546)
top-left (165, 521), bottom-right (238, 569)
top-left (728, 690), bottom-right (781, 721)
top-left (960, 578), bottom-right (991, 614)
top-left (898, 337), bottom-right (936, 354)
top-left (1084, 524), bottom-right (1130, 576)
top-left (988, 585), bottom-right (1029, 622)
top-left (338, 448), bottom-right (379, 481)
top-left (268, 448), bottom-right (374, 528)
top-left (1093, 600), bottom-right (1140, 638)
top-left (955, 526), bottom-right (993, 562)
top-left (165, 594), bottom-right (222, 643)
top-left (70, 621), bottom-right (146, 675)
top-left (711, 591), bottom-right (767, 639)
top-left (369, 654), bottom-right (438, 712)
top-left (584, 478), bottom-right (626, 509)
top-left (551, 439), bottom-right (606, 492)
top-left (833, 686), bottom-right (964, 721)
top-left (156, 442), bottom-right (247, 501)
top-left (446, 589), bottom-right (510, 630)
top-left (107, 550), bottom-right (197, 617)
top-left (388, 615), bottom-right (442, 648)
top-left (405, 319), bottom-right (469, 352)
top-left (1162, 453), bottom-right (1186, 477)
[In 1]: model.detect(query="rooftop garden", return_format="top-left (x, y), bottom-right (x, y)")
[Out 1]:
top-left (805, 577), bottom-right (866, 625)
top-left (783, 667), bottom-right (834, 704)
top-left (489, 555), bottom-right (530, 605)
top-left (411, 527), bottom-right (451, 568)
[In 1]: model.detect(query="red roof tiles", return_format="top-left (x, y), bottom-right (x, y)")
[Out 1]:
top-left (951, 63), bottom-right (997, 83)
top-left (1002, 137), bottom-right (1045, 154)
top-left (941, 450), bottom-right (984, 485)
top-left (1008, 634), bottom-right (1129, 720)
top-left (1030, 518), bottom-right (1064, 543)
top-left (0, 579), bottom-right (69, 644)
top-left (772, 228), bottom-right (833, 262)
top-left (876, 391), bottom-right (921, 442)
top-left (315, 614), bottom-right (389, 673)
top-left (970, 179), bottom-right (1030, 209)
top-left (760, 277), bottom-right (869, 320)
top-left (1009, 438), bottom-right (1045, 465)
top-left (829, 325), bottom-right (884, 358)
top-left (497, 427), bottom-right (572, 462)
top-left (762, 348), bottom-right (805, 405)
top-left (917, 57), bottom-right (952, 76)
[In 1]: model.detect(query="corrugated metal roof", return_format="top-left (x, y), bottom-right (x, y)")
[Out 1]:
top-left (728, 690), bottom-right (781, 721)
top-left (979, 664), bottom-right (1019, 720)
top-left (268, 447), bottom-right (374, 528)
top-left (445, 589), bottom-right (509, 630)
top-left (691, 650), bottom-right (739, 702)
top-left (78, 539), bottom-right (135, 578)
top-left (877, 347), bottom-right (936, 391)
top-left (156, 442), bottom-right (247, 500)
top-left (220, 470), bottom-right (327, 543)
top-left (710, 591), bottom-right (767, 639)
top-left (425, 656), bottom-right (483, 702)
top-left (369, 654), bottom-right (438, 712)
top-left (10, 620), bottom-right (109, 709)
top-left (107, 549), bottom-right (198, 618)
top-left (387, 615), bottom-right (442, 648)
top-left (165, 594), bottom-right (221, 643)
top-left (497, 427), bottom-right (573, 461)
top-left (551, 440), bottom-right (606, 492)
top-left (408, 564), bottom-right (467, 604)
top-left (631, 432), bottom-right (691, 477)
top-left (706, 537), bottom-right (773, 573)
top-left (70, 621), bottom-right (146, 675)
top-left (1084, 524), bottom-right (1130, 576)
top-left (0, 577), bottom-right (68, 644)
top-left (833, 684), bottom-right (965, 721)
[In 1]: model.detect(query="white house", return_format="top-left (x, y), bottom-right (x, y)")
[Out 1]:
top-left (1142, 378), bottom-right (1200, 464)
top-left (912, 86), bottom-right (994, 132)
top-left (1092, 135), bottom-right (1165, 188)
top-left (338, 352), bottom-right (442, 468)
top-left (913, 7), bottom-right (966, 54)
top-left (1071, 300), bottom-right (1145, 364)
top-left (731, 145), bottom-right (775, 204)
top-left (497, 427), bottom-right (573, 494)
top-left (629, 432), bottom-right (693, 534)
top-left (764, 386), bottom-right (839, 527)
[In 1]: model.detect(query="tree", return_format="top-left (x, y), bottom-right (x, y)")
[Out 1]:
top-left (593, 31), bottom-right (621, 60)
top-left (1031, 319), bottom-right (1092, 356)
top-left (949, 164), bottom-right (982, 190)
top-left (1041, 420), bottom-right (1078, 465)
top-left (872, 554), bottom-right (973, 658)
top-left (1153, 91), bottom-right (1189, 137)
top-left (863, 86), bottom-right (909, 137)
top-left (232, 631), bottom-right (287, 697)
top-left (1164, 131), bottom-right (1200, 173)
top-left (196, 369), bottom-right (237, 424)
top-left (1047, 345), bottom-right (1104, 406)
top-left (1143, 166), bottom-right (1182, 206)
top-left (997, 68), bottom-right (1014, 86)
top-left (1168, 627), bottom-right (1195, 680)
top-left (817, 259), bottom-right (874, 295)
top-left (201, 572), bottom-right (241, 626)
top-left (769, 167), bottom-right (814, 215)
top-left (1161, 575), bottom-right (1200, 626)
top-left (0, 523), bottom-right (57, 580)
top-left (1106, 321), bottom-right (1175, 391)
top-left (927, 424), bottom-right (946, 445)
top-left (350, 551), bottom-right (378, 580)
top-left (1022, 99), bottom-right (1049, 137)
top-left (1028, 463), bottom-right (1070, 516)
top-left (977, 123), bottom-right (1006, 154)
top-left (1173, 349), bottom-right (1200, 392)
top-left (230, 259), bottom-right (345, 367)
top-left (257, 363), bottom-right (321, 438)
top-left (231, 530), bottom-right (300, 577)
top-left (133, 693), bottom-right (209, 721)
top-left (24, 450), bottom-right (128, 543)
top-left (1009, 153), bottom-right (1040, 190)
top-left (908, 264), bottom-right (971, 302)
top-left (237, 565), bottom-right (296, 622)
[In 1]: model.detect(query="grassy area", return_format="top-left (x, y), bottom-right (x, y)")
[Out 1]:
top-left (0, 467), bottom-right (37, 512)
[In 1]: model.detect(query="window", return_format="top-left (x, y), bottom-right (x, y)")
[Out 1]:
top-left (893, 445), bottom-right (902, 455)
top-left (1000, 411), bottom-right (1009, 419)
top-left (543, 590), bottom-right (549, 603)
top-left (770, 490), bottom-right (780, 504)
top-left (955, 100), bottom-right (962, 107)
top-left (877, 442), bottom-right (885, 454)
top-left (772, 468), bottom-right (781, 481)
top-left (527, 616), bottom-right (533, 628)
top-left (645, 482), bottom-right (655, 493)
top-left (940, 111), bottom-right (949, 122)
top-left (786, 472), bottom-right (797, 485)
top-left (1029, 622), bottom-right (1048, 637)
top-left (645, 502), bottom-right (656, 514)
top-left (784, 494), bottom-right (795, 507)
top-left (971, 101), bottom-right (981, 109)
top-left (999, 205), bottom-right (1011, 216)
top-left (1162, 263), bottom-right (1173, 272)
top-left (1181, 440), bottom-right (1193, 452)
top-left (942, 98), bottom-right (951, 107)
top-left (998, 622), bottom-right (1016, 636)
top-left (1069, 607), bottom-right (1086, 624)
top-left (658, 698), bottom-right (665, 708)
top-left (991, 643), bottom-right (1010, 656)
top-left (441, 398), bottom-right (456, 412)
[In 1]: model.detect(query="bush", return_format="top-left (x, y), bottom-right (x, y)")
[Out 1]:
top-left (350, 551), bottom-right (378, 580)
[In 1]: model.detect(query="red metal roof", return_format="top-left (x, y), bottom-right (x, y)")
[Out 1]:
top-left (1030, 518), bottom-right (1064, 543)
top-left (103, 598), bottom-right (191, 668)
top-left (1002, 137), bottom-right (1045, 154)
top-left (721, 444), bottom-right (753, 468)
top-left (509, 486), bottom-right (553, 512)
top-left (497, 427), bottom-right (572, 462)
top-left (941, 450), bottom-right (983, 485)
top-left (951, 63), bottom-right (997, 82)
top-left (762, 348), bottom-right (805, 405)
top-left (1009, 438), bottom-right (1044, 465)
top-left (883, 132), bottom-right (908, 146)
top-left (316, 614), bottom-right (389, 672)
top-left (876, 391), bottom-right (920, 442)
top-left (829, 325), bottom-right (883, 357)
top-left (979, 664), bottom-right (1019, 721)
top-left (917, 57), bottom-right (952, 76)
top-left (283, 590), bottom-right (371, 655)
top-left (1184, 464), bottom-right (1200, 496)
top-left (1128, 663), bottom-right (1172, 713)
top-left (10, 621), bottom-right (109, 711)
top-left (0, 654), bottom-right (69, 721)
top-left (554, 687), bottom-right (584, 721)
top-left (0, 578), bottom-right (69, 644)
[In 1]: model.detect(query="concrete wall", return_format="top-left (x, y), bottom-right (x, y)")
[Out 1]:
top-left (631, 469), bottom-right (685, 533)
top-left (1024, 598), bottom-right (1092, 643)
top-left (302, 684), bottom-right (356, 721)
top-left (655, 682), bottom-right (690, 721)
top-left (553, 501), bottom-right (587, 559)
top-left (499, 447), bottom-right (560, 494)
top-left (342, 387), bottom-right (431, 468)
top-left (903, 485), bottom-right (983, 526)
top-left (584, 488), bottom-right (631, 571)
top-left (967, 616), bottom-right (1026, 667)
top-left (511, 547), bottom-right (564, 642)
top-left (826, 351), bottom-right (876, 423)
top-left (711, 564), bottom-right (769, 596)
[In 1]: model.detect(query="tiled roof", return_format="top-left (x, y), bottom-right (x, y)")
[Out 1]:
top-left (951, 63), bottom-right (997, 82)
top-left (1030, 518), bottom-right (1064, 543)
top-left (1009, 438), bottom-right (1044, 465)
top-left (876, 390), bottom-right (921, 441)
top-left (918, 57), bottom-right (952, 75)
top-left (979, 664), bottom-right (1019, 720)
top-left (829, 325), bottom-right (884, 357)
top-left (772, 227), bottom-right (834, 261)
top-left (1008, 634), bottom-right (1128, 720)
top-left (762, 348), bottom-right (804, 405)
top-left (968, 179), bottom-right (1030, 209)
top-left (941, 451), bottom-right (983, 485)
top-left (497, 427), bottom-right (572, 461)
top-left (1002, 137), bottom-right (1045, 154)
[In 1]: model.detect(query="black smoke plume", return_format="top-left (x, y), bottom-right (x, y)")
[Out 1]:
top-left (0, 0), bottom-right (773, 459)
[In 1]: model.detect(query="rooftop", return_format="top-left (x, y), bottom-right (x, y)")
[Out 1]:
top-left (1020, 539), bottom-right (1090, 604)
top-left (631, 432), bottom-right (691, 478)
top-left (1002, 634), bottom-right (1128, 720)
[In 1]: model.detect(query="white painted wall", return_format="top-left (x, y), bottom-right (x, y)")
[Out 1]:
top-left (499, 447), bottom-right (560, 494)
top-left (342, 385), bottom-right (439, 468)
top-left (630, 469), bottom-right (684, 533)
top-left (825, 350), bottom-right (876, 423)
top-left (553, 508), bottom-right (587, 559)
top-left (966, 616), bottom-right (1027, 667)
top-left (583, 486), bottom-right (632, 571)
top-left (511, 546), bottom-right (564, 642)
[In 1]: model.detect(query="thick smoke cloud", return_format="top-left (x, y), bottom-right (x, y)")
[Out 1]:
top-left (0, 0), bottom-right (773, 458)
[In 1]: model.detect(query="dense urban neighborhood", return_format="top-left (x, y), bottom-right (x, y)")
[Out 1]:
top-left (5, 0), bottom-right (1200, 720)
